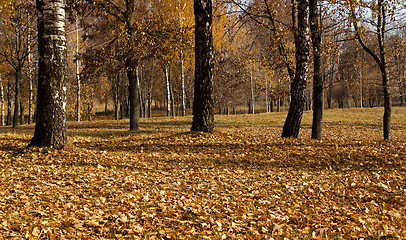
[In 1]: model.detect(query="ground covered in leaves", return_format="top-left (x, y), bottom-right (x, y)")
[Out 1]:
top-left (0, 107), bottom-right (405, 239)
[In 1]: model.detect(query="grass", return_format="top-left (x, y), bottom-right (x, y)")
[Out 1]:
top-left (0, 107), bottom-right (405, 239)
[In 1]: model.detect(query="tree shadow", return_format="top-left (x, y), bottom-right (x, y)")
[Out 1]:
top-left (71, 132), bottom-right (405, 173)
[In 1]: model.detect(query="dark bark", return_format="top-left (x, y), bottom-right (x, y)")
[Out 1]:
top-left (282, 0), bottom-right (310, 138)
top-left (127, 60), bottom-right (140, 131)
top-left (30, 0), bottom-right (67, 149)
top-left (13, 67), bottom-right (22, 128)
top-left (147, 92), bottom-right (152, 118)
top-left (381, 64), bottom-right (391, 140)
top-left (310, 0), bottom-right (323, 140)
top-left (6, 81), bottom-right (12, 126)
top-left (105, 97), bottom-right (108, 114)
top-left (126, 0), bottom-right (140, 131)
top-left (20, 100), bottom-right (24, 125)
top-left (113, 74), bottom-right (120, 120)
top-left (191, 0), bottom-right (214, 132)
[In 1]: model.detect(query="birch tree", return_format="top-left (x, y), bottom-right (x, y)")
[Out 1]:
top-left (281, 0), bottom-right (310, 138)
top-left (29, 0), bottom-right (67, 149)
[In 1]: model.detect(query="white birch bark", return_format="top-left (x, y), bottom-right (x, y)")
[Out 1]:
top-left (165, 66), bottom-right (171, 117)
top-left (76, 16), bottom-right (81, 122)
top-left (30, 0), bottom-right (67, 149)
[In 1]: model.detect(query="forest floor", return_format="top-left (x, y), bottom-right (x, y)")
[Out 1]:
top-left (0, 107), bottom-right (405, 239)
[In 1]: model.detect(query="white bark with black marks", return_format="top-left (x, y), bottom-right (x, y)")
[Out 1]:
top-left (30, 0), bottom-right (67, 149)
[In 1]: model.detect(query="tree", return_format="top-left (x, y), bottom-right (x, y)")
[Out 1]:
top-left (310, 0), bottom-right (323, 139)
top-left (0, 73), bottom-right (4, 126)
top-left (0, 1), bottom-right (34, 128)
top-left (346, 0), bottom-right (405, 140)
top-left (29, 0), bottom-right (67, 149)
top-left (281, 0), bottom-right (310, 138)
top-left (79, 0), bottom-right (167, 130)
top-left (191, 0), bottom-right (214, 132)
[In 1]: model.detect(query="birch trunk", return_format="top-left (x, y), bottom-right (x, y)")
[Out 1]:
top-left (180, 49), bottom-right (186, 116)
top-left (282, 0), bottom-right (310, 138)
top-left (30, 0), bottom-right (67, 149)
top-left (76, 16), bottom-right (81, 122)
top-left (165, 66), bottom-right (171, 117)
top-left (28, 14), bottom-right (34, 124)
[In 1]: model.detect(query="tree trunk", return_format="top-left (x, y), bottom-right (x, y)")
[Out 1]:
top-left (76, 16), bottom-right (81, 122)
top-left (164, 66), bottom-right (171, 117)
top-left (127, 60), bottom-right (140, 131)
top-left (126, 0), bottom-right (140, 131)
top-left (30, 0), bottom-right (67, 149)
top-left (148, 92), bottom-right (152, 118)
top-left (112, 73), bottom-right (120, 120)
top-left (87, 102), bottom-right (93, 121)
top-left (180, 49), bottom-right (186, 116)
top-left (282, 0), bottom-right (310, 138)
top-left (357, 50), bottom-right (363, 108)
top-left (7, 81), bottom-right (12, 126)
top-left (191, 0), bottom-right (214, 132)
top-left (28, 28), bottom-right (34, 124)
top-left (250, 67), bottom-right (255, 114)
top-left (265, 76), bottom-right (269, 113)
top-left (105, 97), bottom-right (108, 114)
top-left (350, 0), bottom-right (391, 140)
top-left (381, 65), bottom-right (391, 140)
top-left (310, 0), bottom-right (323, 140)
top-left (0, 75), bottom-right (4, 126)
top-left (136, 66), bottom-right (144, 118)
top-left (13, 67), bottom-right (22, 128)
top-left (20, 100), bottom-right (24, 125)
top-left (402, 61), bottom-right (405, 106)
top-left (120, 101), bottom-right (124, 119)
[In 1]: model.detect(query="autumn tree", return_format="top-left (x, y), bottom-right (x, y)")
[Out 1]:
top-left (281, 0), bottom-right (310, 138)
top-left (29, 0), bottom-right (67, 149)
top-left (79, 0), bottom-right (142, 130)
top-left (0, 1), bottom-right (35, 128)
top-left (191, 0), bottom-right (214, 132)
top-left (344, 0), bottom-right (405, 140)
top-left (310, 0), bottom-right (323, 139)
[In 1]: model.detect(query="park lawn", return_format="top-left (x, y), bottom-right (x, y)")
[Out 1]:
top-left (0, 107), bottom-right (405, 239)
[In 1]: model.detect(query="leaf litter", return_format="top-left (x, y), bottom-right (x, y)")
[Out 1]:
top-left (0, 112), bottom-right (405, 239)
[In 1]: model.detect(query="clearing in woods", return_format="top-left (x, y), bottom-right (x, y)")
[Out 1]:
top-left (0, 107), bottom-right (405, 239)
